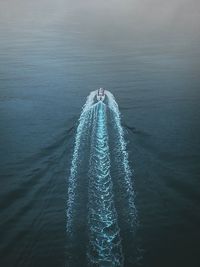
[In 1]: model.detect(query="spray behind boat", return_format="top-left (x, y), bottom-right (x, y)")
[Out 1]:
top-left (66, 90), bottom-right (138, 266)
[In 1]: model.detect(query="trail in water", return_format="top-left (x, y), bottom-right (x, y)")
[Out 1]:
top-left (66, 90), bottom-right (137, 266)
top-left (87, 102), bottom-right (123, 266)
top-left (107, 91), bottom-right (137, 230)
top-left (66, 91), bottom-right (96, 234)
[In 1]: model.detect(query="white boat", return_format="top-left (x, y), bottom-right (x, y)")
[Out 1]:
top-left (97, 88), bottom-right (105, 101)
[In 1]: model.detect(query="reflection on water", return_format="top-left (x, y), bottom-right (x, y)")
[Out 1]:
top-left (0, 0), bottom-right (200, 266)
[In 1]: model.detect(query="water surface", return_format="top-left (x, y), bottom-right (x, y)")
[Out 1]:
top-left (0, 0), bottom-right (200, 266)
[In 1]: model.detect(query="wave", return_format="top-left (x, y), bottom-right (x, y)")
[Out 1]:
top-left (66, 90), bottom-right (137, 266)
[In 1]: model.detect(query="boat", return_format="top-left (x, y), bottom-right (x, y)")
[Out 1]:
top-left (97, 88), bottom-right (105, 101)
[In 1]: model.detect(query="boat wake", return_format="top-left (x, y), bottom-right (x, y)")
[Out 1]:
top-left (66, 90), bottom-right (137, 267)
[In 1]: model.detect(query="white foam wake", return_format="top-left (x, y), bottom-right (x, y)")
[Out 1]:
top-left (66, 90), bottom-right (137, 266)
top-left (87, 102), bottom-right (123, 267)
top-left (66, 91), bottom-right (96, 234)
top-left (107, 91), bottom-right (137, 230)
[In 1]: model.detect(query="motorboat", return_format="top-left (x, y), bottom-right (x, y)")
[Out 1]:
top-left (97, 88), bottom-right (105, 101)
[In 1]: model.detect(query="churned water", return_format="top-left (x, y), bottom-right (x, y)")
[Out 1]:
top-left (66, 91), bottom-right (137, 266)
top-left (0, 0), bottom-right (200, 267)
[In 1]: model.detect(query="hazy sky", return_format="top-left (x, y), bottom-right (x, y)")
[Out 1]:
top-left (0, 0), bottom-right (199, 41)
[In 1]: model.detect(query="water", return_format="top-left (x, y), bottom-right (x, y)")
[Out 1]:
top-left (66, 92), bottom-right (137, 266)
top-left (0, 0), bottom-right (200, 267)
top-left (87, 100), bottom-right (123, 267)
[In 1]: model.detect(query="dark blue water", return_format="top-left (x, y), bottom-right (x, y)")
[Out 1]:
top-left (0, 1), bottom-right (200, 266)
